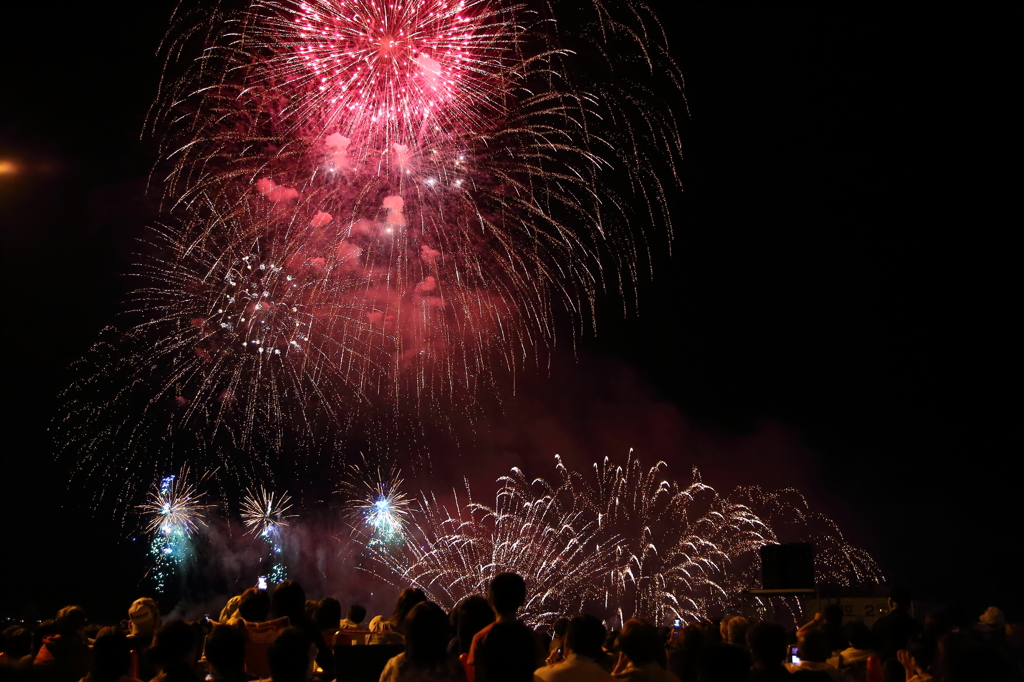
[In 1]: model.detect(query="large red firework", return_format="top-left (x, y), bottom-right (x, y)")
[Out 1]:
top-left (64, 0), bottom-right (686, 506)
top-left (251, 0), bottom-right (513, 162)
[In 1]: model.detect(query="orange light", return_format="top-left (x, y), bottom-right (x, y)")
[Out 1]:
top-left (0, 160), bottom-right (18, 176)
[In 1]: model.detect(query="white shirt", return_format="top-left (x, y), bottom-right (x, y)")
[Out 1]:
top-left (535, 654), bottom-right (617, 682)
top-left (379, 652), bottom-right (466, 682)
top-left (368, 615), bottom-right (404, 645)
top-left (827, 647), bottom-right (871, 669)
top-left (785, 660), bottom-right (853, 682)
top-left (614, 662), bottom-right (679, 682)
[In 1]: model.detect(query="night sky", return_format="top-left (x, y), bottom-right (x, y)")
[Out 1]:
top-left (1, 3), bottom-right (1017, 622)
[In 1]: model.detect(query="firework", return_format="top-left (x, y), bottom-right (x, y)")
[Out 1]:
top-left (60, 0), bottom-right (685, 504)
top-left (364, 471), bottom-right (612, 626)
top-left (553, 454), bottom-right (775, 626)
top-left (141, 467), bottom-right (212, 536)
top-left (241, 486), bottom-right (296, 536)
top-left (728, 486), bottom-right (884, 589)
top-left (151, 0), bottom-right (514, 193)
top-left (246, 0), bottom-right (514, 153)
top-left (139, 467), bottom-right (212, 592)
top-left (366, 455), bottom-right (882, 627)
top-left (342, 455), bottom-right (412, 550)
top-left (144, 0), bottom-right (683, 399)
top-left (56, 200), bottom-right (385, 506)
top-left (241, 486), bottom-right (295, 584)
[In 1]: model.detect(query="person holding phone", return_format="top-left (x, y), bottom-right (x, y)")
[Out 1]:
top-left (535, 616), bottom-right (616, 682)
top-left (547, 618), bottom-right (570, 664)
top-left (785, 631), bottom-right (853, 681)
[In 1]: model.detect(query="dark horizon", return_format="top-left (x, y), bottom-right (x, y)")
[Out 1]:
top-left (1, 2), bottom-right (1017, 624)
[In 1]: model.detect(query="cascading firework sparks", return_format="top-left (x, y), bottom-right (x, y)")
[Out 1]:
top-left (139, 468), bottom-right (212, 593)
top-left (60, 0), bottom-right (685, 507)
top-left (56, 200), bottom-right (391, 508)
top-left (241, 486), bottom-right (296, 584)
top-left (560, 454), bottom-right (776, 626)
top-left (365, 455), bottom-right (883, 627)
top-left (728, 485), bottom-right (884, 589)
top-left (146, 0), bottom-right (683, 402)
top-left (363, 472), bottom-right (613, 626)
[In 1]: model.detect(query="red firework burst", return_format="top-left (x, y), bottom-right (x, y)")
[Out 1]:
top-left (255, 0), bottom-right (513, 159)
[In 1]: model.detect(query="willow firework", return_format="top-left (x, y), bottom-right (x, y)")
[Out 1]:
top-left (729, 485), bottom-right (884, 589)
top-left (557, 454), bottom-right (775, 626)
top-left (366, 455), bottom-right (883, 627)
top-left (364, 470), bottom-right (613, 625)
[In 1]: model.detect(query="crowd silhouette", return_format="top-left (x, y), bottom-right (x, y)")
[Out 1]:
top-left (2, 578), bottom-right (1021, 682)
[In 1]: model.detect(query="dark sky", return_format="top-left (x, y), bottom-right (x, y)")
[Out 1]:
top-left (1, 3), bottom-right (1017, 622)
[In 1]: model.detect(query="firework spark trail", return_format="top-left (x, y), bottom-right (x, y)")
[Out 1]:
top-left (248, 0), bottom-right (517, 152)
top-left (728, 486), bottom-right (884, 589)
top-left (241, 486), bottom-right (296, 535)
top-left (140, 466), bottom-right (213, 592)
top-left (241, 486), bottom-right (296, 583)
top-left (365, 469), bottom-right (614, 626)
top-left (145, 0), bottom-right (684, 391)
top-left (152, 0), bottom-right (519, 194)
top-left (129, 203), bottom-right (381, 430)
top-left (56, 199), bottom-right (391, 507)
top-left (555, 453), bottom-right (777, 626)
top-left (340, 454), bottom-right (412, 551)
top-left (367, 455), bottom-right (882, 627)
top-left (59, 0), bottom-right (685, 507)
